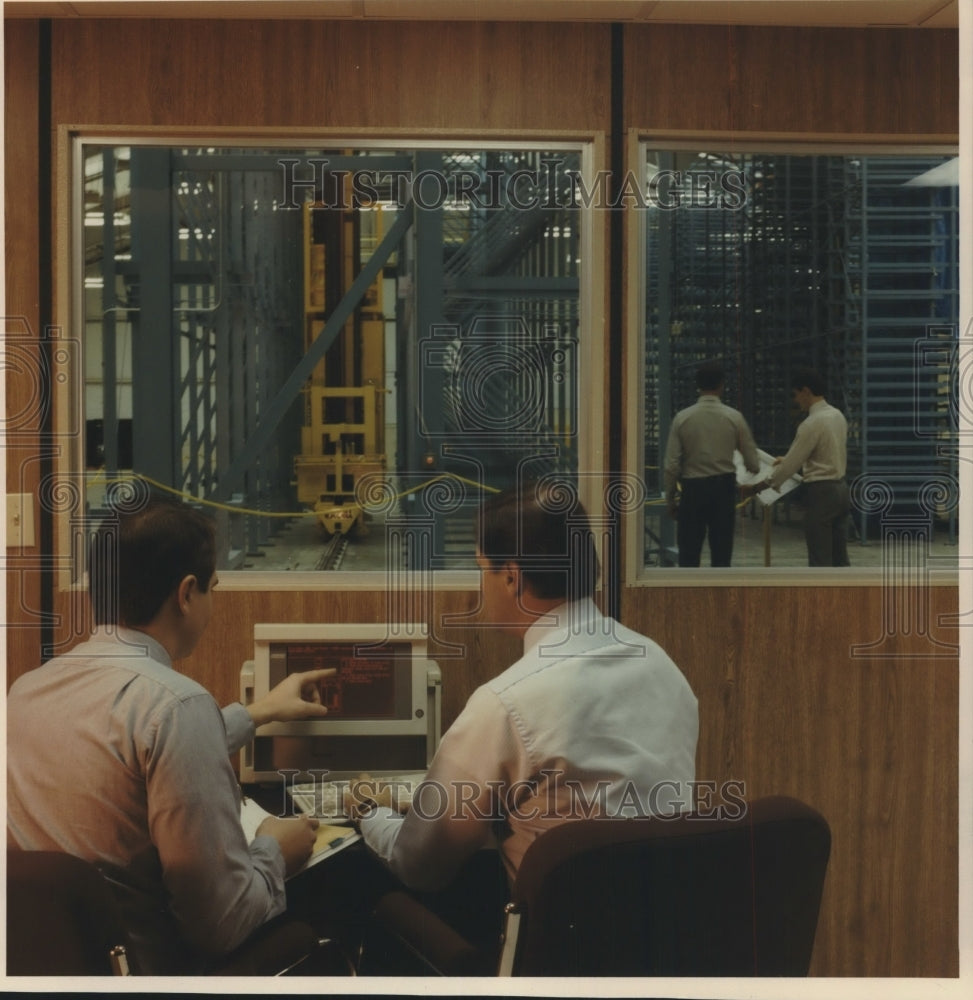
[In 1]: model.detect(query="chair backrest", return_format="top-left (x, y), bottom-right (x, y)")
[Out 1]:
top-left (501, 795), bottom-right (831, 976)
top-left (7, 849), bottom-right (132, 975)
top-left (7, 848), bottom-right (332, 977)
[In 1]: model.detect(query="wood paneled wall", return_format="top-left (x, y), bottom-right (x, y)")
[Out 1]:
top-left (4, 15), bottom-right (960, 978)
top-left (621, 584), bottom-right (959, 977)
top-left (625, 24), bottom-right (958, 135)
top-left (48, 19), bottom-right (612, 130)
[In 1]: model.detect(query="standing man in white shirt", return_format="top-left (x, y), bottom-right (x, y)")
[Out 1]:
top-left (351, 481), bottom-right (699, 965)
top-left (664, 361), bottom-right (761, 567)
top-left (755, 368), bottom-right (851, 567)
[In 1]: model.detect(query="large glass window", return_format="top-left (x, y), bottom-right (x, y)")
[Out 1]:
top-left (77, 143), bottom-right (587, 574)
top-left (639, 147), bottom-right (959, 572)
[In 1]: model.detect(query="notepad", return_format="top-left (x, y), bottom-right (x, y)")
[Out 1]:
top-left (307, 821), bottom-right (360, 864)
top-left (240, 795), bottom-right (361, 877)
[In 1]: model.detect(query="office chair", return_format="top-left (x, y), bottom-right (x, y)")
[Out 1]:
top-left (363, 795), bottom-right (831, 976)
top-left (6, 849), bottom-right (338, 976)
top-left (7, 849), bottom-right (133, 975)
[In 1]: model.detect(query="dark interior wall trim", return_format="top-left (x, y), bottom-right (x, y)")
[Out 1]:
top-left (606, 22), bottom-right (625, 619)
top-left (38, 19), bottom-right (54, 661)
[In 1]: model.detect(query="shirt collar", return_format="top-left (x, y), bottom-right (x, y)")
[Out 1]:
top-left (522, 596), bottom-right (603, 655)
top-left (89, 625), bottom-right (173, 668)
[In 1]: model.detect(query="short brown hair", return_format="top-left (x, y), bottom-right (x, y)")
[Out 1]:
top-left (791, 367), bottom-right (826, 396)
top-left (90, 498), bottom-right (216, 627)
top-left (695, 362), bottom-right (725, 392)
top-left (477, 480), bottom-right (600, 599)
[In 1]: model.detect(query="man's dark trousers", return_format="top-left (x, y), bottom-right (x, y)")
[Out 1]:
top-left (802, 479), bottom-right (851, 567)
top-left (677, 472), bottom-right (738, 567)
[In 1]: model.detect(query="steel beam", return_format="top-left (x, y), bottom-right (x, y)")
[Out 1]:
top-left (129, 148), bottom-right (178, 488)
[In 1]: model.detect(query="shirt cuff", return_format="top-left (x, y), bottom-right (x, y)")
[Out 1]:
top-left (357, 806), bottom-right (404, 866)
top-left (249, 835), bottom-right (288, 909)
top-left (222, 702), bottom-right (256, 755)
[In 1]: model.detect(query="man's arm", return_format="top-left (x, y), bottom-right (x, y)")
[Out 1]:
top-left (737, 416), bottom-right (761, 474)
top-left (769, 420), bottom-right (816, 489)
top-left (662, 420), bottom-right (683, 513)
top-left (147, 692), bottom-right (314, 957)
top-left (246, 667), bottom-right (335, 728)
top-left (357, 688), bottom-right (515, 892)
top-left (223, 667), bottom-right (334, 755)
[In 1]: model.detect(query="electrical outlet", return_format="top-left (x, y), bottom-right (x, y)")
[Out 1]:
top-left (6, 494), bottom-right (35, 547)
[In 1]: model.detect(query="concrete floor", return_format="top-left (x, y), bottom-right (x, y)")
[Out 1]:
top-left (241, 504), bottom-right (959, 573)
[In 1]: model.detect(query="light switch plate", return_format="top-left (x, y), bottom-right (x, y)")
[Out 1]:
top-left (6, 494), bottom-right (36, 547)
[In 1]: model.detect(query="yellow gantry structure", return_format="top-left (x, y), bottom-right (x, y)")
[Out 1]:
top-left (294, 197), bottom-right (387, 536)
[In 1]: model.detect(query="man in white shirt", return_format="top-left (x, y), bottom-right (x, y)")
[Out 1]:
top-left (664, 362), bottom-right (760, 567)
top-left (352, 482), bottom-right (699, 962)
top-left (7, 498), bottom-right (335, 973)
top-left (755, 368), bottom-right (850, 566)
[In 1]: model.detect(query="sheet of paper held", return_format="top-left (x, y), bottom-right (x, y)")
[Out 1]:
top-left (239, 795), bottom-right (361, 876)
top-left (734, 447), bottom-right (802, 506)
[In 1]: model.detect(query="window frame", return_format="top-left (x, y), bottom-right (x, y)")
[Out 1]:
top-left (57, 127), bottom-right (608, 594)
top-left (626, 134), bottom-right (961, 588)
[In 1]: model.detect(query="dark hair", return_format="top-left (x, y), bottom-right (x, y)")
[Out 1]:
top-left (477, 481), bottom-right (600, 600)
top-left (89, 498), bottom-right (217, 628)
top-left (695, 362), bottom-right (725, 392)
top-left (790, 367), bottom-right (826, 396)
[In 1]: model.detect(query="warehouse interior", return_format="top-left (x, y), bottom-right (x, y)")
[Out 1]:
top-left (643, 148), bottom-right (960, 562)
top-left (81, 143), bottom-right (582, 571)
top-left (78, 142), bottom-right (960, 571)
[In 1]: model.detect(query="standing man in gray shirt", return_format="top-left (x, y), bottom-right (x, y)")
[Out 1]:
top-left (755, 368), bottom-right (850, 566)
top-left (664, 362), bottom-right (760, 567)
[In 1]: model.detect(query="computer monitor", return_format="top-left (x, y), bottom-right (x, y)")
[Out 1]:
top-left (239, 623), bottom-right (441, 784)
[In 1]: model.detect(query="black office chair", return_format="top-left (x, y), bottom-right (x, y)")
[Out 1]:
top-left (6, 849), bottom-right (339, 976)
top-left (7, 849), bottom-right (133, 975)
top-left (364, 795), bottom-right (831, 976)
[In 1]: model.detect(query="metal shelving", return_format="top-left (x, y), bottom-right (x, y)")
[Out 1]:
top-left (644, 151), bottom-right (959, 563)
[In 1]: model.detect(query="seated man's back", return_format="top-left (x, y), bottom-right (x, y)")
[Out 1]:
top-left (7, 628), bottom-right (283, 973)
top-left (357, 484), bottom-right (699, 896)
top-left (7, 499), bottom-right (325, 973)
top-left (360, 595), bottom-right (698, 889)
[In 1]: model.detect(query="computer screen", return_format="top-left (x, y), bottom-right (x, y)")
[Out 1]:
top-left (271, 640), bottom-right (411, 720)
top-left (240, 623), bottom-right (441, 783)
